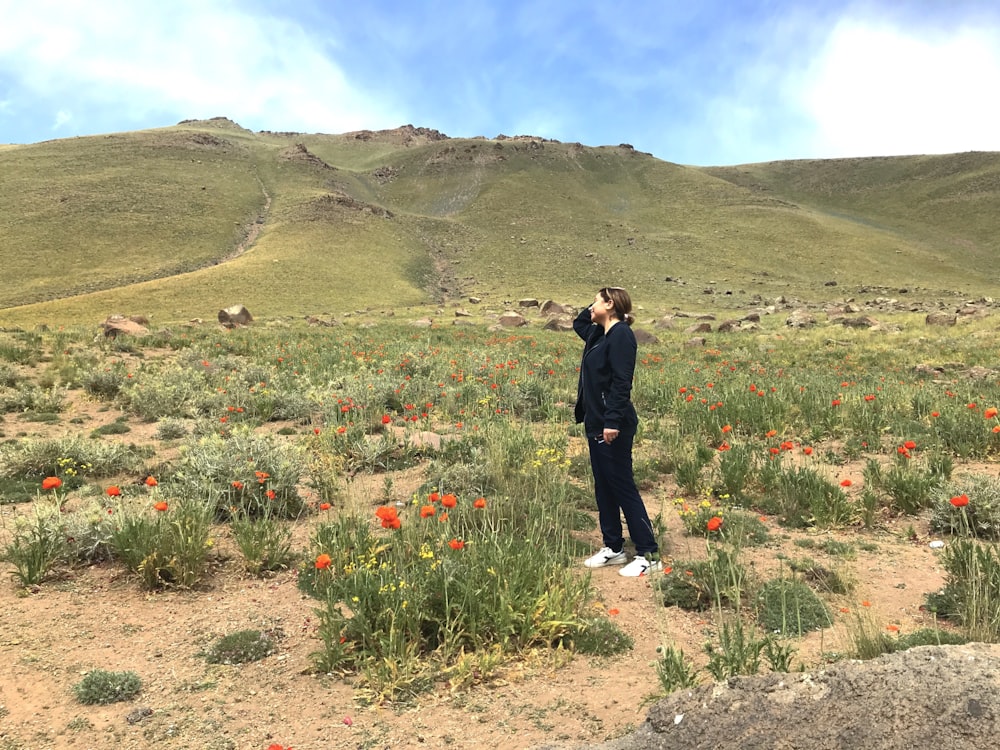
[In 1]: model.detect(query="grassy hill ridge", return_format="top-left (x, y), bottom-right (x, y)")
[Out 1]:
top-left (1, 118), bottom-right (998, 327)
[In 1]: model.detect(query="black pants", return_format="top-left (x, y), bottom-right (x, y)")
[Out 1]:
top-left (587, 430), bottom-right (658, 556)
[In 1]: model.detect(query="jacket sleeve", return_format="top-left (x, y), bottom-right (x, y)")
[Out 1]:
top-left (602, 328), bottom-right (636, 430)
top-left (573, 305), bottom-right (594, 342)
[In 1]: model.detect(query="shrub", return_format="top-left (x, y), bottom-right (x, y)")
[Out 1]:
top-left (206, 629), bottom-right (277, 665)
top-left (0, 437), bottom-right (147, 479)
top-left (73, 670), bottom-right (142, 704)
top-left (1, 505), bottom-right (67, 586)
top-left (755, 578), bottom-right (832, 635)
top-left (653, 548), bottom-right (748, 611)
top-left (567, 616), bottom-right (634, 656)
top-left (172, 426), bottom-right (306, 519)
top-left (654, 644), bottom-right (699, 694)
top-left (230, 512), bottom-right (294, 575)
top-left (930, 474), bottom-right (1000, 539)
top-left (305, 488), bottom-right (594, 702)
top-left (924, 538), bottom-right (1000, 641)
top-left (108, 497), bottom-right (214, 589)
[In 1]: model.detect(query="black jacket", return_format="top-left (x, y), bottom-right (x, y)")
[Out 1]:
top-left (573, 305), bottom-right (638, 436)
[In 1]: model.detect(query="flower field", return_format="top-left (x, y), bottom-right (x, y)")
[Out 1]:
top-left (2, 311), bottom-right (1000, 748)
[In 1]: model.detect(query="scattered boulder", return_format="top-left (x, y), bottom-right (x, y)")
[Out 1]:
top-left (786, 309), bottom-right (816, 328)
top-left (633, 329), bottom-right (659, 345)
top-left (926, 312), bottom-right (957, 327)
top-left (741, 312), bottom-right (761, 323)
top-left (838, 316), bottom-right (881, 329)
top-left (964, 366), bottom-right (999, 381)
top-left (498, 311), bottom-right (528, 327)
top-left (655, 315), bottom-right (676, 330)
top-left (540, 300), bottom-right (569, 315)
top-left (684, 322), bottom-right (713, 334)
top-left (100, 315), bottom-right (148, 338)
top-left (684, 337), bottom-right (706, 347)
top-left (518, 298), bottom-right (540, 308)
top-left (218, 305), bottom-right (253, 328)
top-left (410, 318), bottom-right (434, 328)
top-left (454, 309), bottom-right (472, 318)
top-left (305, 315), bottom-right (340, 327)
top-left (716, 320), bottom-right (742, 333)
top-left (543, 315), bottom-right (575, 332)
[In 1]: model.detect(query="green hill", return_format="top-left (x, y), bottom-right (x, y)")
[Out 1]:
top-left (1, 117), bottom-right (998, 327)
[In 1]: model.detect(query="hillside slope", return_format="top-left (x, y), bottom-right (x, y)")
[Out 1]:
top-left (2, 119), bottom-right (998, 326)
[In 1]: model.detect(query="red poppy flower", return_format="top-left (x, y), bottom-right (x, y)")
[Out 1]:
top-left (375, 506), bottom-right (398, 521)
top-left (840, 479), bottom-right (852, 487)
top-left (473, 497), bottom-right (487, 509)
top-left (145, 476), bottom-right (158, 487)
top-left (315, 553), bottom-right (332, 570)
top-left (105, 485), bottom-right (121, 497)
top-left (765, 429), bottom-right (777, 438)
top-left (950, 494), bottom-right (969, 507)
top-left (608, 608), bottom-right (620, 616)
top-left (448, 538), bottom-right (465, 550)
top-left (441, 493), bottom-right (457, 508)
top-left (904, 440), bottom-right (917, 450)
top-left (802, 446), bottom-right (813, 456)
top-left (381, 414), bottom-right (391, 424)
top-left (429, 492), bottom-right (440, 503)
top-left (931, 411), bottom-right (940, 418)
top-left (382, 516), bottom-right (401, 529)
top-left (420, 505), bottom-right (436, 518)
top-left (232, 481), bottom-right (244, 490)
top-left (831, 399), bottom-right (842, 407)
top-left (721, 424), bottom-right (732, 433)
top-left (319, 502), bottom-right (332, 511)
top-left (266, 489), bottom-right (277, 500)
top-left (985, 407), bottom-right (998, 419)
top-left (41, 476), bottom-right (62, 490)
top-left (337, 426), bottom-right (347, 434)
top-left (153, 501), bottom-right (168, 511)
top-left (718, 442), bottom-right (731, 452)
top-left (706, 516), bottom-right (723, 532)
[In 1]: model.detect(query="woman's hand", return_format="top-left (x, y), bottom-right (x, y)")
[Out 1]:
top-left (603, 428), bottom-right (620, 444)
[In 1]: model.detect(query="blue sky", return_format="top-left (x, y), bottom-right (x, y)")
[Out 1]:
top-left (1, 0), bottom-right (998, 165)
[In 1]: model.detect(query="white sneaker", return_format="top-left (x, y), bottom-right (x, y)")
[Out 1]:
top-left (583, 547), bottom-right (627, 568)
top-left (619, 555), bottom-right (662, 577)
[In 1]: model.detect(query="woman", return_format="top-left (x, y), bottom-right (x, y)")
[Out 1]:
top-left (574, 287), bottom-right (660, 577)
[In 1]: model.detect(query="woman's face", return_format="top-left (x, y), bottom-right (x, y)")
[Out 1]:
top-left (590, 292), bottom-right (614, 323)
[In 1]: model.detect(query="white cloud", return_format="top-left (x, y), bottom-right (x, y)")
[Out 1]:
top-left (0, 0), bottom-right (402, 138)
top-left (800, 20), bottom-right (1000, 157)
top-left (52, 110), bottom-right (72, 131)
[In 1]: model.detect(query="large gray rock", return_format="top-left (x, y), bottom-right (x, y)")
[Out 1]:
top-left (218, 305), bottom-right (253, 328)
top-left (786, 309), bottom-right (816, 328)
top-left (546, 644), bottom-right (1000, 750)
top-left (498, 311), bottom-right (528, 327)
top-left (100, 315), bottom-right (148, 338)
top-left (926, 312), bottom-right (958, 326)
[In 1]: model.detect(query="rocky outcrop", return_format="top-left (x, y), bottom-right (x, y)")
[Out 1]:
top-left (218, 305), bottom-right (253, 328)
top-left (546, 644), bottom-right (1000, 750)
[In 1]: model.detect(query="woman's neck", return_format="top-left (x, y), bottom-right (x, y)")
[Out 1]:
top-left (603, 318), bottom-right (619, 334)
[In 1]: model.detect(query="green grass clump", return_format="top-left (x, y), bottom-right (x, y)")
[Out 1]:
top-left (206, 629), bottom-right (277, 665)
top-left (567, 617), bottom-right (634, 657)
top-left (755, 578), bottom-right (832, 635)
top-left (73, 670), bottom-right (142, 704)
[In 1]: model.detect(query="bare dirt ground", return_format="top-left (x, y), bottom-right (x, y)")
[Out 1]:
top-left (0, 391), bottom-right (961, 750)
